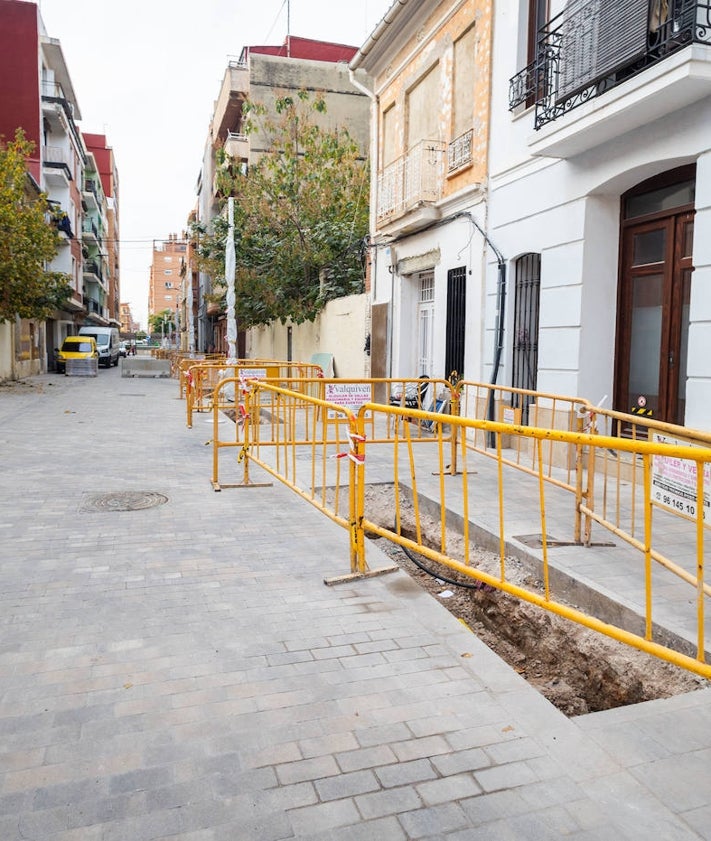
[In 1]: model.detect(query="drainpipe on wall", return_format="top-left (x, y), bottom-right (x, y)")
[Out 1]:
top-left (450, 213), bottom-right (507, 445)
top-left (387, 246), bottom-right (398, 378)
top-left (348, 66), bottom-right (382, 371)
top-left (470, 216), bottom-right (506, 444)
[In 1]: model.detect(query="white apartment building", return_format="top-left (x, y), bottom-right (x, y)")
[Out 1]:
top-left (489, 0), bottom-right (711, 432)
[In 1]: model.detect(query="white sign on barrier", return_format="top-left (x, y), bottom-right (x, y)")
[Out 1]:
top-left (239, 368), bottom-right (268, 383)
top-left (325, 383), bottom-right (372, 419)
top-left (652, 433), bottom-right (710, 521)
top-left (238, 368), bottom-right (272, 404)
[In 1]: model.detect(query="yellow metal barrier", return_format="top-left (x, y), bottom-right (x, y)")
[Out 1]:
top-left (245, 377), bottom-right (457, 447)
top-left (457, 380), bottom-right (589, 492)
top-left (177, 353), bottom-right (225, 398)
top-left (216, 379), bottom-right (711, 679)
top-left (577, 402), bottom-right (711, 529)
top-left (212, 378), bottom-right (396, 580)
top-left (356, 402), bottom-right (710, 675)
top-left (209, 377), bottom-right (459, 493)
top-left (185, 361), bottom-right (323, 428)
top-left (457, 381), bottom-right (711, 596)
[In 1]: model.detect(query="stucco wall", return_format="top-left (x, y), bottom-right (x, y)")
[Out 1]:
top-left (250, 54), bottom-right (371, 154)
top-left (246, 293), bottom-right (369, 378)
top-left (0, 319), bottom-right (45, 381)
top-left (0, 323), bottom-right (13, 381)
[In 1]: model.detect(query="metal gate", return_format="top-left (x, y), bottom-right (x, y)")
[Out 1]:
top-left (445, 265), bottom-right (467, 380)
top-left (511, 253), bottom-right (541, 423)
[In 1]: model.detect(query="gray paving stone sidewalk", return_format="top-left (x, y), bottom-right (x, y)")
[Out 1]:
top-left (0, 370), bottom-right (710, 840)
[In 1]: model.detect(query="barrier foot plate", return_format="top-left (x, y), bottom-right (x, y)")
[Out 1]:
top-left (212, 481), bottom-right (273, 492)
top-left (324, 565), bottom-right (399, 586)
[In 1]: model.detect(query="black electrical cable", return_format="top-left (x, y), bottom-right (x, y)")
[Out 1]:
top-left (395, 524), bottom-right (494, 592)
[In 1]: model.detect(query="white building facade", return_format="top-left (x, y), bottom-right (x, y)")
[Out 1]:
top-left (489, 0), bottom-right (711, 431)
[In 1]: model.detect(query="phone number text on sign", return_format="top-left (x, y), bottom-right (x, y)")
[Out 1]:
top-left (652, 433), bottom-right (710, 521)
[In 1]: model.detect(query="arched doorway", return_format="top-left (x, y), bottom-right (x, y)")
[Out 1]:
top-left (614, 165), bottom-right (695, 428)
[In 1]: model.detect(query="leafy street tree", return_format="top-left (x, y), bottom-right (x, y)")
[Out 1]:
top-left (0, 129), bottom-right (72, 321)
top-left (193, 92), bottom-right (370, 327)
top-left (148, 308), bottom-right (176, 336)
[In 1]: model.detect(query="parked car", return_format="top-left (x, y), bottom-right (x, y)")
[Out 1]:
top-left (78, 326), bottom-right (120, 368)
top-left (119, 341), bottom-right (128, 358)
top-left (55, 336), bottom-right (98, 374)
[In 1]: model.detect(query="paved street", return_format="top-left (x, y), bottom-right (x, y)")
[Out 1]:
top-left (1, 369), bottom-right (711, 840)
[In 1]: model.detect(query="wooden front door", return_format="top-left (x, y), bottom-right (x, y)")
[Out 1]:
top-left (615, 210), bottom-right (693, 426)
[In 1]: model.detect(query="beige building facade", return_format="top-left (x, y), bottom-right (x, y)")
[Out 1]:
top-left (192, 37), bottom-right (372, 363)
top-left (351, 0), bottom-right (493, 386)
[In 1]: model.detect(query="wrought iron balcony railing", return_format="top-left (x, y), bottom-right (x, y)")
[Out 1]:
top-left (448, 129), bottom-right (474, 173)
top-left (377, 140), bottom-right (446, 221)
top-left (509, 0), bottom-right (711, 130)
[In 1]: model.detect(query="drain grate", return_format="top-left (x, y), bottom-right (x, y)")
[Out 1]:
top-left (80, 491), bottom-right (168, 512)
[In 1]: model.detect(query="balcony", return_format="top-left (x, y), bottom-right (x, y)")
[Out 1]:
top-left (84, 297), bottom-right (109, 324)
top-left (376, 140), bottom-right (446, 235)
top-left (47, 201), bottom-right (74, 241)
top-left (509, 0), bottom-right (711, 158)
top-left (224, 131), bottom-right (250, 162)
top-left (212, 60), bottom-right (250, 144)
top-left (43, 145), bottom-right (72, 184)
top-left (41, 81), bottom-right (76, 123)
top-left (83, 259), bottom-right (103, 283)
top-left (448, 129), bottom-right (474, 174)
top-left (82, 219), bottom-right (101, 244)
top-left (83, 178), bottom-right (100, 209)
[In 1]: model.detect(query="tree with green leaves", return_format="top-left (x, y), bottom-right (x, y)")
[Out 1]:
top-left (0, 129), bottom-right (72, 322)
top-left (148, 309), bottom-right (176, 337)
top-left (192, 92), bottom-right (370, 327)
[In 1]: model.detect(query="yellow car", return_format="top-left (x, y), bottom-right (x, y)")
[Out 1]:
top-left (55, 336), bottom-right (98, 374)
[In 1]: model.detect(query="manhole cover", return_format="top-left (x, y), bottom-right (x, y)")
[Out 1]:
top-left (80, 491), bottom-right (168, 512)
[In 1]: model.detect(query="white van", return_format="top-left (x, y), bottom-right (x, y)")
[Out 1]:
top-left (78, 326), bottom-right (120, 368)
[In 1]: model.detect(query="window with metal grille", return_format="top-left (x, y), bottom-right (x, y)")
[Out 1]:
top-left (445, 266), bottom-right (466, 381)
top-left (419, 272), bottom-right (435, 303)
top-left (512, 253), bottom-right (541, 423)
top-left (418, 272), bottom-right (435, 377)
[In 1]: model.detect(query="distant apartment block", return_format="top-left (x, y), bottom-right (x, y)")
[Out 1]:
top-left (0, 0), bottom-right (118, 376)
top-left (120, 302), bottom-right (139, 334)
top-left (84, 133), bottom-right (120, 325)
top-left (149, 235), bottom-right (186, 321)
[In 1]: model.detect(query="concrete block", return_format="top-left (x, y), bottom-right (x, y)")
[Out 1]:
top-left (121, 358), bottom-right (171, 378)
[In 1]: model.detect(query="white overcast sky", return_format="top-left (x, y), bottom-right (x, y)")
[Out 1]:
top-left (37, 0), bottom-right (392, 329)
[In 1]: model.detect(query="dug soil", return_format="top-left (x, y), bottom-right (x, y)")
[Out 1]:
top-left (361, 483), bottom-right (708, 717)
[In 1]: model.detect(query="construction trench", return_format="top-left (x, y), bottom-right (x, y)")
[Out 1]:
top-left (212, 373), bottom-right (711, 715)
top-left (361, 483), bottom-right (707, 717)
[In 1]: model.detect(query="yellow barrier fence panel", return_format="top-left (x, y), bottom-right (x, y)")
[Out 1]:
top-left (204, 376), bottom-right (711, 678)
top-left (224, 380), bottom-right (397, 583)
top-left (354, 402), bottom-right (711, 679)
